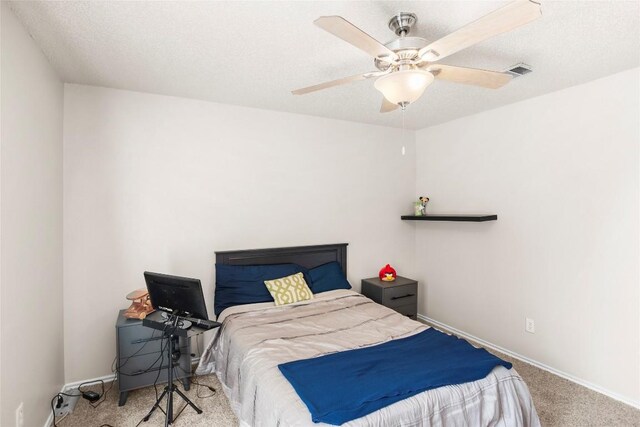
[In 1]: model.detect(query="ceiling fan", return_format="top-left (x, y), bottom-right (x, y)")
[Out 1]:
top-left (292, 0), bottom-right (541, 113)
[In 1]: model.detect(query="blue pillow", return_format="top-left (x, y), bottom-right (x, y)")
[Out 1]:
top-left (214, 263), bottom-right (306, 316)
top-left (308, 262), bottom-right (351, 294)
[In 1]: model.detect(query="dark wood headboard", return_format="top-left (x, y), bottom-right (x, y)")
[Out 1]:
top-left (215, 243), bottom-right (348, 276)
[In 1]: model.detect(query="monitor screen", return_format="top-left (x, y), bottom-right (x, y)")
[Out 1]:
top-left (144, 271), bottom-right (209, 320)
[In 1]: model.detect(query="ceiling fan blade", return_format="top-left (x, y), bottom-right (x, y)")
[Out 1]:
top-left (418, 0), bottom-right (541, 62)
top-left (426, 64), bottom-right (512, 89)
top-left (315, 16), bottom-right (399, 62)
top-left (380, 97), bottom-right (399, 113)
top-left (291, 71), bottom-right (385, 95)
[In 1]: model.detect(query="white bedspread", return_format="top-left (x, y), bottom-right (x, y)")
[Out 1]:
top-left (197, 290), bottom-right (540, 427)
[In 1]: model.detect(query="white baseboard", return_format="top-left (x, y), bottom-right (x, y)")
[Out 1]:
top-left (63, 373), bottom-right (118, 393)
top-left (417, 314), bottom-right (640, 410)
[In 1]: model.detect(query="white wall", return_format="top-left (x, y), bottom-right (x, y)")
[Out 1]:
top-left (414, 68), bottom-right (639, 405)
top-left (1, 3), bottom-right (64, 426)
top-left (63, 84), bottom-right (416, 382)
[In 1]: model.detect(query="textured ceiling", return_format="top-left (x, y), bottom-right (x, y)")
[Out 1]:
top-left (8, 1), bottom-right (640, 129)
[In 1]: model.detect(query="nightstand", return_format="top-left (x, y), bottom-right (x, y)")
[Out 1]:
top-left (361, 276), bottom-right (418, 320)
top-left (115, 310), bottom-right (191, 406)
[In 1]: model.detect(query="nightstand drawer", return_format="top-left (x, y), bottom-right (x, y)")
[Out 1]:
top-left (118, 327), bottom-right (190, 359)
top-left (118, 327), bottom-right (165, 358)
top-left (118, 356), bottom-right (188, 391)
top-left (361, 276), bottom-right (419, 322)
top-left (118, 345), bottom-right (188, 375)
top-left (394, 303), bottom-right (417, 319)
top-left (119, 365), bottom-right (170, 392)
top-left (119, 351), bottom-right (165, 377)
top-left (382, 284), bottom-right (417, 308)
top-left (118, 346), bottom-right (190, 390)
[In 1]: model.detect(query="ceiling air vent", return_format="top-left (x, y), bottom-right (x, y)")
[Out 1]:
top-left (505, 63), bottom-right (532, 78)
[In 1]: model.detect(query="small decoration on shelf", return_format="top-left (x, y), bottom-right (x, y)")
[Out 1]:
top-left (378, 264), bottom-right (397, 282)
top-left (414, 196), bottom-right (429, 216)
top-left (124, 289), bottom-right (154, 319)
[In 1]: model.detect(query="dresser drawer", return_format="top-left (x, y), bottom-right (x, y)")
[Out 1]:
top-left (382, 283), bottom-right (417, 308)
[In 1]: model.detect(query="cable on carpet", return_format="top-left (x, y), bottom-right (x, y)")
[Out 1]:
top-left (190, 333), bottom-right (217, 398)
top-left (52, 328), bottom-right (163, 426)
top-left (50, 379), bottom-right (113, 427)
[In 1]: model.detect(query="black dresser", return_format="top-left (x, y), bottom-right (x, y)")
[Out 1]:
top-left (361, 276), bottom-right (418, 320)
top-left (115, 310), bottom-right (191, 406)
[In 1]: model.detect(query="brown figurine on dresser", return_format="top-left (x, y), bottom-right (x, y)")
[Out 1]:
top-left (123, 289), bottom-right (154, 319)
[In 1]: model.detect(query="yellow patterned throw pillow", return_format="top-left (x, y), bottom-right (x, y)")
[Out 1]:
top-left (264, 272), bottom-right (313, 306)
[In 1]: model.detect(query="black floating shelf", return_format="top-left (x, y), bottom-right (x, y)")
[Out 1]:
top-left (401, 214), bottom-right (498, 222)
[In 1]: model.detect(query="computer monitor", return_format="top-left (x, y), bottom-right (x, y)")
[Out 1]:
top-left (144, 271), bottom-right (209, 321)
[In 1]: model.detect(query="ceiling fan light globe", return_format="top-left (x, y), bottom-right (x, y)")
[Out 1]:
top-left (374, 70), bottom-right (434, 105)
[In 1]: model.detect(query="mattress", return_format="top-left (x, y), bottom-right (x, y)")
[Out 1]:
top-left (197, 289), bottom-right (540, 426)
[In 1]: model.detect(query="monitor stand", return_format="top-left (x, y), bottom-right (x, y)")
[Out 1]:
top-left (160, 312), bottom-right (192, 329)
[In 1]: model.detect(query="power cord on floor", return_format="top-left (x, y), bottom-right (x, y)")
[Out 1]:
top-left (191, 335), bottom-right (217, 398)
top-left (88, 375), bottom-right (116, 409)
top-left (190, 373), bottom-right (217, 398)
top-left (50, 379), bottom-right (112, 427)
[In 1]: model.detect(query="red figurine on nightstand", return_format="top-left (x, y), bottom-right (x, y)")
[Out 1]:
top-left (378, 264), bottom-right (397, 282)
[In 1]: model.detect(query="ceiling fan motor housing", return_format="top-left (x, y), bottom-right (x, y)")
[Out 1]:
top-left (374, 13), bottom-right (430, 71)
top-left (388, 12), bottom-right (417, 36)
top-left (374, 36), bottom-right (429, 71)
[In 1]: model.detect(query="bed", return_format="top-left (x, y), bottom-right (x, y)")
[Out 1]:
top-left (197, 243), bottom-right (540, 426)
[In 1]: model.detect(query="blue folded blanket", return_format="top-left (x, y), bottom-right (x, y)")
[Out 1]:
top-left (278, 328), bottom-right (512, 425)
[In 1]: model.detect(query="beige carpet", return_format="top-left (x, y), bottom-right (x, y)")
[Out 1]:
top-left (56, 374), bottom-right (237, 427)
top-left (58, 348), bottom-right (639, 427)
top-left (492, 351), bottom-right (639, 426)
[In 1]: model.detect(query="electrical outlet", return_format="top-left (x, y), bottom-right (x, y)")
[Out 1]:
top-left (54, 391), bottom-right (80, 418)
top-left (525, 318), bottom-right (535, 334)
top-left (15, 402), bottom-right (24, 427)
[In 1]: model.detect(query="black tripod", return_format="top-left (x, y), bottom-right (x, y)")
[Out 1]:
top-left (142, 315), bottom-right (202, 426)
